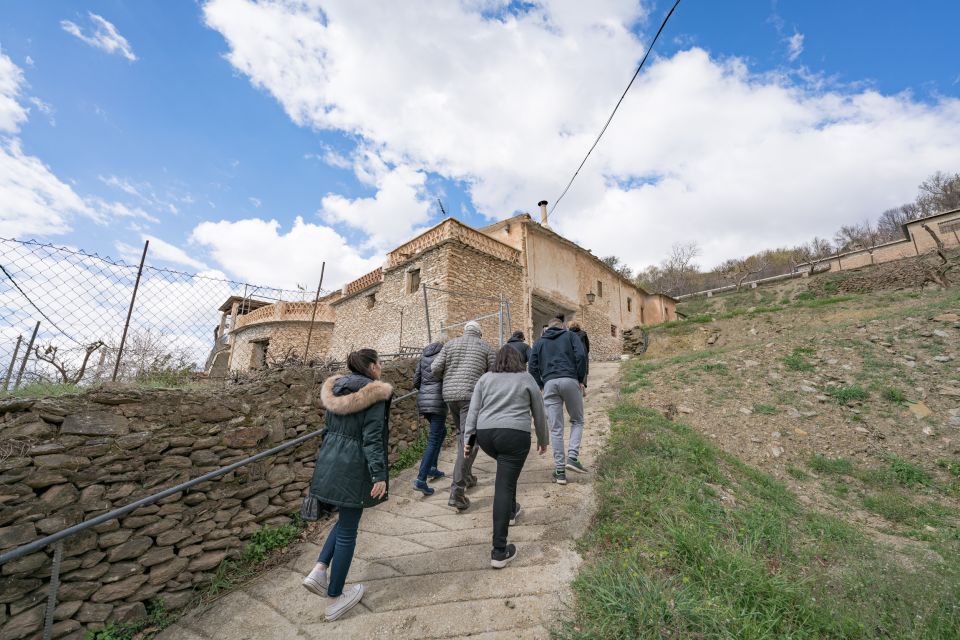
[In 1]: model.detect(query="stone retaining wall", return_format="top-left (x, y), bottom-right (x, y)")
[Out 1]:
top-left (0, 363), bottom-right (422, 640)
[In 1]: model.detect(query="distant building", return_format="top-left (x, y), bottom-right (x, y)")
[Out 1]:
top-left (210, 206), bottom-right (676, 373)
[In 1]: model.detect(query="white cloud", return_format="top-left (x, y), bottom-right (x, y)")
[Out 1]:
top-left (787, 31), bottom-right (804, 62)
top-left (117, 234), bottom-right (208, 271)
top-left (0, 52), bottom-right (28, 133)
top-left (24, 56), bottom-right (34, 67)
top-left (319, 149), bottom-right (433, 250)
top-left (204, 0), bottom-right (960, 270)
top-left (61, 13), bottom-right (137, 62)
top-left (99, 174), bottom-right (144, 198)
top-left (27, 96), bottom-right (55, 126)
top-left (0, 52), bottom-right (155, 238)
top-left (189, 216), bottom-right (380, 289)
top-left (248, 196), bottom-right (261, 208)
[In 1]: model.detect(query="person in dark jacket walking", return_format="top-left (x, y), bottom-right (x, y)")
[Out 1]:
top-left (412, 341), bottom-right (447, 495)
top-left (431, 320), bottom-right (496, 511)
top-left (529, 318), bottom-right (588, 485)
top-left (303, 349), bottom-right (391, 622)
top-left (567, 321), bottom-right (590, 389)
top-left (463, 346), bottom-right (548, 568)
top-left (505, 330), bottom-right (531, 364)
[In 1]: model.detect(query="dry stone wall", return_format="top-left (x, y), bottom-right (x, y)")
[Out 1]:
top-left (0, 363), bottom-right (421, 640)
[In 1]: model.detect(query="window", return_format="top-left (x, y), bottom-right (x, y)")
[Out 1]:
top-left (610, 324), bottom-right (617, 337)
top-left (250, 339), bottom-right (269, 370)
top-left (626, 297), bottom-right (632, 312)
top-left (597, 280), bottom-right (603, 297)
top-left (407, 268), bottom-right (421, 294)
top-left (940, 219), bottom-right (960, 234)
top-left (366, 293), bottom-right (376, 309)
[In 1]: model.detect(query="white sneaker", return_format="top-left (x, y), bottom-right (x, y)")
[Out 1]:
top-left (302, 566), bottom-right (328, 596)
top-left (325, 583), bottom-right (364, 621)
top-left (509, 504), bottom-right (522, 526)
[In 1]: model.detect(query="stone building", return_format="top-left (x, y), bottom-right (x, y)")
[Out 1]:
top-left (213, 205), bottom-right (676, 372)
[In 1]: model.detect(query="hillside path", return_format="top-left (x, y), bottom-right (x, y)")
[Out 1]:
top-left (158, 362), bottom-right (618, 640)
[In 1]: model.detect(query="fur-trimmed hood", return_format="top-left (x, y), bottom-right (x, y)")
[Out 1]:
top-left (321, 374), bottom-right (393, 415)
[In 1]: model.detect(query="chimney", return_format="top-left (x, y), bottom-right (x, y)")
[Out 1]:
top-left (538, 200), bottom-right (549, 227)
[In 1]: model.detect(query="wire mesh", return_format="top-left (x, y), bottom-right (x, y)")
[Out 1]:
top-left (0, 238), bottom-right (324, 387)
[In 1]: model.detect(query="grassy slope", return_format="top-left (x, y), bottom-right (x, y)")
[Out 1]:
top-left (561, 401), bottom-right (959, 639)
top-left (563, 278), bottom-right (960, 639)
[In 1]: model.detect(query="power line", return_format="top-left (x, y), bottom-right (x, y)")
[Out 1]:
top-left (550, 0), bottom-right (682, 219)
top-left (0, 264), bottom-right (83, 345)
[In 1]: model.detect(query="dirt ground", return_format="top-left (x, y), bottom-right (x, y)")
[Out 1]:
top-left (632, 273), bottom-right (960, 543)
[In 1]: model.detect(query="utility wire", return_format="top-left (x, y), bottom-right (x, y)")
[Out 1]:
top-left (0, 264), bottom-right (83, 345)
top-left (550, 0), bottom-right (682, 218)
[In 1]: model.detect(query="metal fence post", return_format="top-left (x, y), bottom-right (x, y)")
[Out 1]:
top-left (302, 262), bottom-right (326, 362)
top-left (13, 321), bottom-right (40, 390)
top-left (498, 294), bottom-right (504, 346)
top-left (112, 240), bottom-right (149, 381)
top-left (2, 335), bottom-right (23, 391)
top-left (505, 299), bottom-right (512, 336)
top-left (422, 284), bottom-right (432, 343)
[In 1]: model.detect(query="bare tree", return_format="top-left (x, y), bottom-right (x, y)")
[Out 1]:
top-left (658, 242), bottom-right (701, 295)
top-left (919, 223), bottom-right (959, 287)
top-left (723, 254), bottom-right (770, 291)
top-left (792, 237), bottom-right (834, 275)
top-left (916, 171), bottom-right (960, 216)
top-left (34, 341), bottom-right (105, 384)
top-left (601, 255), bottom-right (634, 280)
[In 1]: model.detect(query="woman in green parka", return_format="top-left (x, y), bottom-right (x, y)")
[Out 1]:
top-left (302, 349), bottom-right (391, 622)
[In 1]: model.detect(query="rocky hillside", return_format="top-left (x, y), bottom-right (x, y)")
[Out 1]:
top-left (633, 273), bottom-right (959, 549)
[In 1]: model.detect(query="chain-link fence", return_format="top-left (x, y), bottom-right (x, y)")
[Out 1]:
top-left (0, 238), bottom-right (325, 389)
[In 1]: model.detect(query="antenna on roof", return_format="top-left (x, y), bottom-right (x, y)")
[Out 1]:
top-left (437, 198), bottom-right (447, 217)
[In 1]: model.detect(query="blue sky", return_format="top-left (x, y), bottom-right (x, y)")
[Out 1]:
top-left (1, 1), bottom-right (958, 289)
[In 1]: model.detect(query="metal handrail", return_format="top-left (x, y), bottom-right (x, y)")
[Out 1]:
top-left (0, 386), bottom-right (418, 639)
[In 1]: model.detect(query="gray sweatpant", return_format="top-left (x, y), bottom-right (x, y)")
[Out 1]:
top-left (543, 377), bottom-right (584, 469)
top-left (447, 400), bottom-right (479, 498)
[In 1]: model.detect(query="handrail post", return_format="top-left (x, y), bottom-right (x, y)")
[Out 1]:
top-left (42, 540), bottom-right (63, 640)
top-left (112, 240), bottom-right (149, 381)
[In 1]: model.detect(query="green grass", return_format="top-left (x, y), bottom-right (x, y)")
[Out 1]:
top-left (561, 401), bottom-right (960, 639)
top-left (700, 362), bottom-right (728, 373)
top-left (1, 381), bottom-right (81, 398)
top-left (887, 456), bottom-right (932, 487)
top-left (826, 385), bottom-right (870, 404)
top-left (808, 454), bottom-right (855, 475)
top-left (881, 387), bottom-right (908, 404)
top-left (796, 295), bottom-right (856, 308)
top-left (786, 466), bottom-right (809, 480)
top-left (752, 403), bottom-right (778, 415)
top-left (84, 600), bottom-right (172, 640)
top-left (937, 459), bottom-right (960, 478)
top-left (390, 427), bottom-right (428, 477)
top-left (783, 347), bottom-right (815, 372)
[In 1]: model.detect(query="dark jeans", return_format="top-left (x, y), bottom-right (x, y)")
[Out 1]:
top-left (416, 413), bottom-right (447, 483)
top-left (317, 506), bottom-right (363, 597)
top-left (448, 400), bottom-right (479, 498)
top-left (476, 428), bottom-right (531, 551)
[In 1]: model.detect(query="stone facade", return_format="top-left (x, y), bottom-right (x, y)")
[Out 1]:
top-left (0, 363), bottom-right (423, 639)
top-left (209, 214), bottom-right (676, 369)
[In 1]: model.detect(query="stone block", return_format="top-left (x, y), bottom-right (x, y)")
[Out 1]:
top-left (22, 470), bottom-right (68, 489)
top-left (101, 562), bottom-right (142, 584)
top-left (90, 574), bottom-right (149, 603)
top-left (115, 432), bottom-right (151, 450)
top-left (37, 507), bottom-right (84, 535)
top-left (32, 455), bottom-right (89, 470)
top-left (177, 544), bottom-right (203, 558)
top-left (0, 604), bottom-right (43, 640)
top-left (50, 619), bottom-right (82, 639)
top-left (0, 523), bottom-right (36, 550)
top-left (155, 527), bottom-right (190, 547)
top-left (162, 590), bottom-right (194, 610)
top-left (147, 557), bottom-right (189, 585)
top-left (106, 537), bottom-right (152, 562)
top-left (39, 483), bottom-right (79, 512)
top-left (61, 411), bottom-right (130, 436)
top-left (54, 600), bottom-right (82, 621)
top-left (188, 550), bottom-right (227, 572)
top-left (223, 427), bottom-right (268, 448)
top-left (122, 515), bottom-right (160, 529)
top-left (79, 550), bottom-right (106, 569)
top-left (1, 551), bottom-right (48, 576)
top-left (97, 529), bottom-right (133, 549)
top-left (110, 601), bottom-right (147, 624)
top-left (76, 602), bottom-right (113, 623)
top-left (137, 518), bottom-right (177, 537)
top-left (57, 581), bottom-right (99, 601)
top-left (64, 562), bottom-right (109, 582)
top-left (189, 450), bottom-right (219, 467)
top-left (160, 456), bottom-right (191, 468)
top-left (139, 545), bottom-right (175, 567)
top-left (104, 483), bottom-right (137, 501)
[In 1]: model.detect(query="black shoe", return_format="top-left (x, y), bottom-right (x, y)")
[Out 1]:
top-left (491, 544), bottom-right (518, 569)
top-left (448, 492), bottom-right (470, 511)
top-left (465, 474), bottom-right (478, 488)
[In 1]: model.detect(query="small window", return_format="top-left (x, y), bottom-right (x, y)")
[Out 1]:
top-left (407, 268), bottom-right (421, 294)
top-left (627, 297), bottom-right (632, 312)
top-left (597, 280), bottom-right (603, 297)
top-left (610, 324), bottom-right (617, 337)
top-left (250, 339), bottom-right (269, 370)
top-left (366, 293), bottom-right (376, 309)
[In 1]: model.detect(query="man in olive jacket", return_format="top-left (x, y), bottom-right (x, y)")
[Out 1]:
top-left (431, 320), bottom-right (496, 510)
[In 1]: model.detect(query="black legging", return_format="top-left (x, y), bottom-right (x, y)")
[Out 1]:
top-left (476, 428), bottom-right (531, 550)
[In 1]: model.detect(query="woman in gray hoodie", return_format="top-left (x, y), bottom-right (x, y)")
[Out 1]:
top-left (463, 345), bottom-right (548, 568)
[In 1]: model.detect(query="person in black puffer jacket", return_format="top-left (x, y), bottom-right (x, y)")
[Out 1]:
top-left (412, 341), bottom-right (448, 495)
top-left (303, 349), bottom-right (391, 622)
top-left (506, 330), bottom-right (531, 364)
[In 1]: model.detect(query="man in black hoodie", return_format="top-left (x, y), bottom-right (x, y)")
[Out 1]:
top-left (528, 318), bottom-right (587, 485)
top-left (505, 330), bottom-right (531, 364)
